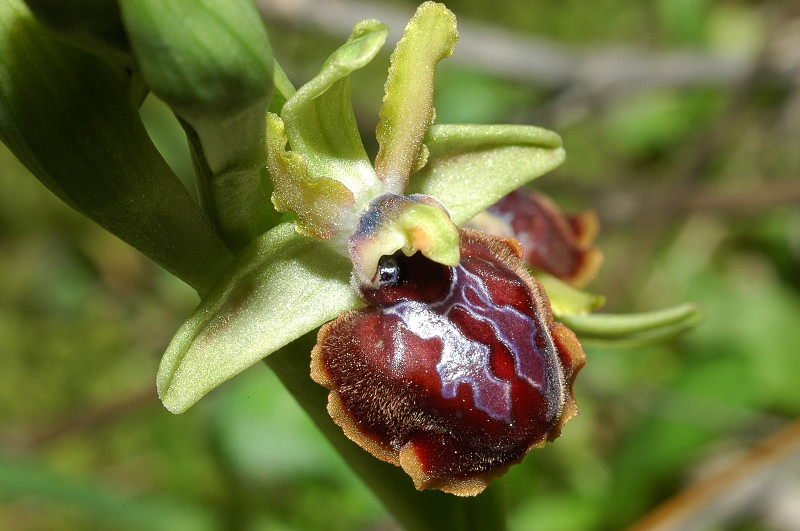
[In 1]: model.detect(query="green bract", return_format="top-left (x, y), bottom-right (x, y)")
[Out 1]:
top-left (22, 0), bottom-right (133, 66)
top-left (119, 0), bottom-right (278, 252)
top-left (0, 0), bottom-right (232, 294)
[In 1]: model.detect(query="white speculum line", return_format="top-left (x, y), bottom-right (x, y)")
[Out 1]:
top-left (384, 261), bottom-right (548, 422)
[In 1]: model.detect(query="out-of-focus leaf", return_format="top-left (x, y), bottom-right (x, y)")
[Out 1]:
top-left (119, 0), bottom-right (277, 251)
top-left (0, 0), bottom-right (232, 294)
top-left (157, 223), bottom-right (361, 414)
top-left (408, 124), bottom-right (566, 225)
top-left (23, 0), bottom-right (133, 66)
top-left (0, 458), bottom-right (215, 531)
top-left (559, 303), bottom-right (703, 347)
top-left (280, 19), bottom-right (387, 212)
top-left (374, 1), bottom-right (458, 194)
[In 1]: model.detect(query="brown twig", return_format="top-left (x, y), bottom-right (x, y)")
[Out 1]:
top-left (257, 0), bottom-right (776, 92)
top-left (628, 419), bottom-right (800, 530)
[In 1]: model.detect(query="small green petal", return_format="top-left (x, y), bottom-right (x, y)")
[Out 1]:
top-left (157, 223), bottom-right (361, 413)
top-left (279, 19), bottom-right (387, 215)
top-left (374, 1), bottom-right (458, 194)
top-left (265, 113), bottom-right (356, 240)
top-left (407, 124), bottom-right (566, 225)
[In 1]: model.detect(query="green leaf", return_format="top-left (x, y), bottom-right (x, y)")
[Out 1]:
top-left (280, 18), bottom-right (388, 212)
top-left (23, 0), bottom-right (133, 66)
top-left (407, 124), bottom-right (566, 226)
top-left (374, 1), bottom-right (458, 194)
top-left (558, 303), bottom-right (704, 347)
top-left (538, 274), bottom-right (606, 317)
top-left (0, 458), bottom-right (215, 531)
top-left (0, 0), bottom-right (233, 294)
top-left (158, 223), bottom-right (361, 413)
top-left (119, 0), bottom-right (277, 251)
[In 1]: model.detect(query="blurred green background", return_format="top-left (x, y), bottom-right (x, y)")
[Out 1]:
top-left (2, 0), bottom-right (800, 529)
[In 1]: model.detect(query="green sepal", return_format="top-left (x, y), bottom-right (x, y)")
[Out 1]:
top-left (278, 19), bottom-right (388, 217)
top-left (119, 0), bottom-right (277, 251)
top-left (157, 223), bottom-right (361, 414)
top-left (374, 1), bottom-right (458, 194)
top-left (23, 0), bottom-right (133, 66)
top-left (0, 0), bottom-right (232, 294)
top-left (538, 273), bottom-right (606, 317)
top-left (407, 124), bottom-right (566, 226)
top-left (558, 303), bottom-right (704, 347)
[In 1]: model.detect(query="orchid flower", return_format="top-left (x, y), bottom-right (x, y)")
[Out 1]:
top-left (1, 0), bottom-right (702, 526)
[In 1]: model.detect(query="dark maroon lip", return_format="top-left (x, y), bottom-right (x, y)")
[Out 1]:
top-left (312, 228), bottom-right (585, 495)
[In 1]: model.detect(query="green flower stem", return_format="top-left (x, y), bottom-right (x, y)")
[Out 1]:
top-left (265, 335), bottom-right (507, 531)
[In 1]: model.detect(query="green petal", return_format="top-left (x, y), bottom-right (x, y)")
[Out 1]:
top-left (157, 223), bottom-right (361, 413)
top-left (558, 303), bottom-right (704, 347)
top-left (279, 19), bottom-right (387, 217)
top-left (265, 113), bottom-right (356, 240)
top-left (407, 124), bottom-right (566, 225)
top-left (119, 0), bottom-right (277, 251)
top-left (374, 2), bottom-right (458, 194)
top-left (0, 0), bottom-right (232, 294)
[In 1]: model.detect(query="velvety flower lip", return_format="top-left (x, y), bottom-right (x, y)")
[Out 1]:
top-left (311, 228), bottom-right (586, 496)
top-left (470, 189), bottom-right (603, 288)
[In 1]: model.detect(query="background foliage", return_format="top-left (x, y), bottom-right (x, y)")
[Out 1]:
top-left (2, 0), bottom-right (799, 529)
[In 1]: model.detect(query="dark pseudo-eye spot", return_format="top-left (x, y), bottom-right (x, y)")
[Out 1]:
top-left (377, 254), bottom-right (401, 286)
